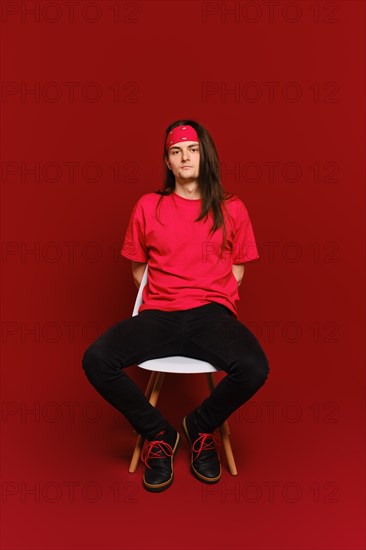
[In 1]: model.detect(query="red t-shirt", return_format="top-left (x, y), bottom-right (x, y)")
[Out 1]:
top-left (120, 191), bottom-right (259, 319)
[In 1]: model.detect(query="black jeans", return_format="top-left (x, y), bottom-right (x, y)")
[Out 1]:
top-left (81, 302), bottom-right (270, 440)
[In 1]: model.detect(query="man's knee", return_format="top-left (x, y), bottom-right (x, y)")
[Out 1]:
top-left (81, 343), bottom-right (107, 384)
top-left (235, 350), bottom-right (270, 388)
top-left (257, 352), bottom-right (270, 386)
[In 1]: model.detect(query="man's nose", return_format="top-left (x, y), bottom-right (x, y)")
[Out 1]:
top-left (181, 148), bottom-right (191, 160)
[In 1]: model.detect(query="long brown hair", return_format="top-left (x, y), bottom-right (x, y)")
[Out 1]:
top-left (153, 119), bottom-right (234, 259)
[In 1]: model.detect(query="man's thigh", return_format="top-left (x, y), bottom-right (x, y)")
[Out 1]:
top-left (88, 309), bottom-right (184, 367)
top-left (184, 303), bottom-right (268, 372)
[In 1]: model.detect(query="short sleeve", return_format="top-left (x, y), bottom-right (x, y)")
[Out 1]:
top-left (120, 199), bottom-right (149, 262)
top-left (231, 200), bottom-right (260, 264)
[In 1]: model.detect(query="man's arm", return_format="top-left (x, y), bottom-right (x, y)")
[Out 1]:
top-left (232, 263), bottom-right (245, 287)
top-left (131, 261), bottom-right (147, 289)
top-left (133, 262), bottom-right (243, 289)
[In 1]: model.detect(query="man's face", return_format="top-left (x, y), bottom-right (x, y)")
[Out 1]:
top-left (165, 140), bottom-right (200, 181)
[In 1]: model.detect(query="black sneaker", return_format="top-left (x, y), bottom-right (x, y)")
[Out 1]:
top-left (182, 413), bottom-right (221, 483)
top-left (141, 425), bottom-right (181, 492)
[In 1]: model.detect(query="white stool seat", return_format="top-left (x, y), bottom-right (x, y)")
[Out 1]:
top-left (138, 355), bottom-right (220, 374)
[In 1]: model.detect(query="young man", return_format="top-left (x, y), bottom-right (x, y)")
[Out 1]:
top-left (82, 120), bottom-right (270, 493)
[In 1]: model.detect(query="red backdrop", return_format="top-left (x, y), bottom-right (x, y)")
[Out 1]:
top-left (1, 1), bottom-right (365, 549)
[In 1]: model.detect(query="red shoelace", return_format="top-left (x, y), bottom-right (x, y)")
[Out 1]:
top-left (141, 431), bottom-right (174, 469)
top-left (192, 431), bottom-right (221, 461)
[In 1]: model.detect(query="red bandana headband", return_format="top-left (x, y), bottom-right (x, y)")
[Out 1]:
top-left (165, 125), bottom-right (199, 153)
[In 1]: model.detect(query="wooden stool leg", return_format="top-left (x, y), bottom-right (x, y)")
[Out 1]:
top-left (205, 372), bottom-right (215, 392)
top-left (148, 372), bottom-right (165, 406)
top-left (145, 371), bottom-right (159, 397)
top-left (205, 372), bottom-right (238, 476)
top-left (219, 422), bottom-right (238, 475)
top-left (129, 372), bottom-right (165, 473)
